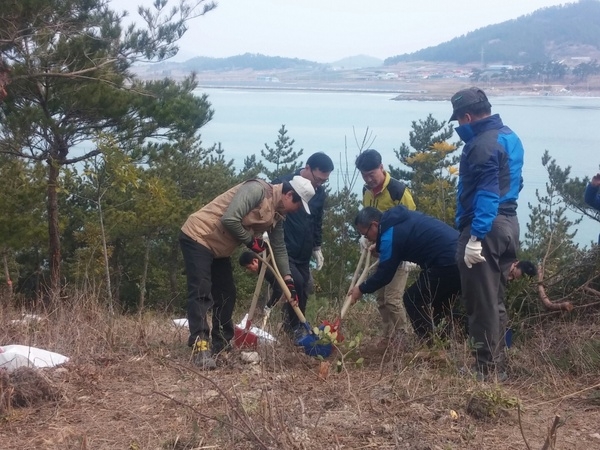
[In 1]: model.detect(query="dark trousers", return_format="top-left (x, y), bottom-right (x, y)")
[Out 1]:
top-left (282, 260), bottom-right (310, 332)
top-left (403, 264), bottom-right (462, 340)
top-left (457, 215), bottom-right (519, 372)
top-left (179, 232), bottom-right (236, 347)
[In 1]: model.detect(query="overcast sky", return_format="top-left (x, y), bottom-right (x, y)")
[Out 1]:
top-left (117, 0), bottom-right (571, 63)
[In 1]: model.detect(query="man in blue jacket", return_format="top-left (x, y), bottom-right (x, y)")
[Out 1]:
top-left (584, 172), bottom-right (600, 243)
top-left (349, 206), bottom-right (461, 342)
top-left (272, 152), bottom-right (334, 338)
top-left (449, 87), bottom-right (524, 381)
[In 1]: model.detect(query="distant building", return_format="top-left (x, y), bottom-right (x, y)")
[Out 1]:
top-left (377, 72), bottom-right (399, 80)
top-left (256, 76), bottom-right (280, 82)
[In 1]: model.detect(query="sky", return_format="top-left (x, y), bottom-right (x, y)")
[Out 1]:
top-left (116, 0), bottom-right (572, 63)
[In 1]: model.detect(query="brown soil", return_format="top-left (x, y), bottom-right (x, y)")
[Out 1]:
top-left (1, 313), bottom-right (600, 450)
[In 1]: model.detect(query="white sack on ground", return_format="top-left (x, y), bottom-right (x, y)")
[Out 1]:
top-left (237, 314), bottom-right (277, 343)
top-left (0, 345), bottom-right (69, 372)
top-left (172, 318), bottom-right (188, 327)
top-left (173, 317), bottom-right (277, 343)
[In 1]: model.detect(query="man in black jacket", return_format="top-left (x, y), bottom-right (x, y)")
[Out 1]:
top-left (272, 152), bottom-right (334, 338)
top-left (239, 251), bottom-right (283, 310)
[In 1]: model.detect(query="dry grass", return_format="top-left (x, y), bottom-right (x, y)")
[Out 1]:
top-left (1, 296), bottom-right (599, 450)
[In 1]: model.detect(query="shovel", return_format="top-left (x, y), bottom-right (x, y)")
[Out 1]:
top-left (254, 244), bottom-right (330, 358)
top-left (323, 248), bottom-right (378, 341)
top-left (233, 250), bottom-right (268, 349)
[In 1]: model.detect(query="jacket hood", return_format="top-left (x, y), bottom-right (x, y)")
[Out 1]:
top-left (379, 205), bottom-right (410, 233)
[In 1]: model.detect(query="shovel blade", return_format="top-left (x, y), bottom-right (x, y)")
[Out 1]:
top-left (320, 319), bottom-right (345, 343)
top-left (297, 333), bottom-right (333, 358)
top-left (233, 326), bottom-right (259, 349)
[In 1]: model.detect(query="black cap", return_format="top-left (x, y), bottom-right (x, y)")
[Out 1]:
top-left (449, 87), bottom-right (489, 121)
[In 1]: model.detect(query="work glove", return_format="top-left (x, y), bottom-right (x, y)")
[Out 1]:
top-left (246, 236), bottom-right (266, 253)
top-left (312, 247), bottom-right (324, 271)
top-left (359, 236), bottom-right (371, 251)
top-left (464, 237), bottom-right (486, 269)
top-left (284, 277), bottom-right (299, 306)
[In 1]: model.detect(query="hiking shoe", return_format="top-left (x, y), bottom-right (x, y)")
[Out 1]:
top-left (192, 339), bottom-right (216, 370)
top-left (460, 366), bottom-right (508, 382)
top-left (376, 331), bottom-right (411, 351)
top-left (211, 339), bottom-right (233, 356)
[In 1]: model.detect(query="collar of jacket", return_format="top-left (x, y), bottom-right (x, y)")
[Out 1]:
top-left (370, 170), bottom-right (392, 196)
top-left (470, 114), bottom-right (503, 136)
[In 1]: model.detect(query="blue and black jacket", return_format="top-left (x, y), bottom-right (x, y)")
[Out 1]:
top-left (455, 114), bottom-right (524, 238)
top-left (359, 206), bottom-right (459, 294)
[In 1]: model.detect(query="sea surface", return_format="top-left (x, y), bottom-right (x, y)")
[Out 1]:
top-left (197, 88), bottom-right (600, 247)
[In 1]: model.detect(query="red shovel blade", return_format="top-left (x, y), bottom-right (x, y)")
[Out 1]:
top-left (234, 322), bottom-right (259, 349)
top-left (320, 319), bottom-right (345, 343)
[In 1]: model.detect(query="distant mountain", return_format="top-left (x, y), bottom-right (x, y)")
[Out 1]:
top-left (330, 55), bottom-right (383, 69)
top-left (147, 53), bottom-right (324, 72)
top-left (385, 0), bottom-right (600, 65)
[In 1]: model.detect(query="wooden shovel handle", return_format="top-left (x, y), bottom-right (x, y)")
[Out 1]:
top-left (246, 252), bottom-right (268, 327)
top-left (255, 242), bottom-right (310, 327)
top-left (340, 252), bottom-right (379, 319)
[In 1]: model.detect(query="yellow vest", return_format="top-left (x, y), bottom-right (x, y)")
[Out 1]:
top-left (362, 171), bottom-right (416, 212)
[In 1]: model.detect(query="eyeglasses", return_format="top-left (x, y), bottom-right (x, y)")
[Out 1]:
top-left (310, 169), bottom-right (329, 185)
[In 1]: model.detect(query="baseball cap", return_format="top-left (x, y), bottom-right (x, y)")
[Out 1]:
top-left (289, 175), bottom-right (315, 214)
top-left (449, 87), bottom-right (490, 121)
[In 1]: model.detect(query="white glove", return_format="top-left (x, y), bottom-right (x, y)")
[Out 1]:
top-left (262, 231), bottom-right (269, 241)
top-left (359, 236), bottom-right (371, 251)
top-left (312, 247), bottom-right (324, 271)
top-left (464, 238), bottom-right (486, 269)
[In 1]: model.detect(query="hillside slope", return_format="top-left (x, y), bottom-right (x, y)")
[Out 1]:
top-left (386, 0), bottom-right (600, 65)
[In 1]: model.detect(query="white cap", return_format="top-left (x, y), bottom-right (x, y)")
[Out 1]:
top-left (289, 175), bottom-right (315, 214)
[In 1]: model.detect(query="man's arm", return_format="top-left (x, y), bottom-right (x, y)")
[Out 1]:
top-left (312, 191), bottom-right (325, 248)
top-left (358, 227), bottom-right (403, 294)
top-left (399, 187), bottom-right (416, 211)
top-left (470, 145), bottom-right (500, 239)
top-left (268, 219), bottom-right (291, 277)
top-left (221, 181), bottom-right (265, 244)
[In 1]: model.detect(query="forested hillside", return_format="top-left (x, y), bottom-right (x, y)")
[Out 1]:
top-left (386, 0), bottom-right (600, 65)
top-left (148, 52), bottom-right (324, 73)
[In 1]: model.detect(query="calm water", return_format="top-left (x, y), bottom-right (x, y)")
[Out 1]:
top-left (197, 88), bottom-right (600, 246)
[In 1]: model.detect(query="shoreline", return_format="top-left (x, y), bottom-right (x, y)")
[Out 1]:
top-left (197, 82), bottom-right (600, 100)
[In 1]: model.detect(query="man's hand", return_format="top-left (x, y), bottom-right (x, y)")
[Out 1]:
top-left (284, 277), bottom-right (299, 307)
top-left (312, 247), bottom-right (324, 271)
top-left (349, 286), bottom-right (362, 305)
top-left (591, 173), bottom-right (600, 187)
top-left (464, 238), bottom-right (486, 269)
top-left (246, 237), bottom-right (266, 253)
top-left (359, 236), bottom-right (370, 250)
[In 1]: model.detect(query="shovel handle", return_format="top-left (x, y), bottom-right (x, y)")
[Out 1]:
top-left (246, 251), bottom-right (268, 329)
top-left (254, 245), bottom-right (312, 330)
top-left (341, 251), bottom-right (379, 319)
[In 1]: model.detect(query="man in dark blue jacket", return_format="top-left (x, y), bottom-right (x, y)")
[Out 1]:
top-left (449, 87), bottom-right (524, 381)
top-left (349, 206), bottom-right (461, 342)
top-left (584, 172), bottom-right (600, 244)
top-left (272, 152), bottom-right (334, 338)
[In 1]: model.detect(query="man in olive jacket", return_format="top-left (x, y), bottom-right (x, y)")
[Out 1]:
top-left (355, 149), bottom-right (416, 346)
top-left (180, 176), bottom-right (315, 369)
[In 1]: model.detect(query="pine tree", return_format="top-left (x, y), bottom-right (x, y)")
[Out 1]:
top-left (260, 125), bottom-right (304, 180)
top-left (0, 0), bottom-right (215, 300)
top-left (389, 114), bottom-right (460, 224)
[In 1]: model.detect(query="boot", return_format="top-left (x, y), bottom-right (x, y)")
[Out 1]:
top-left (192, 339), bottom-right (216, 370)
